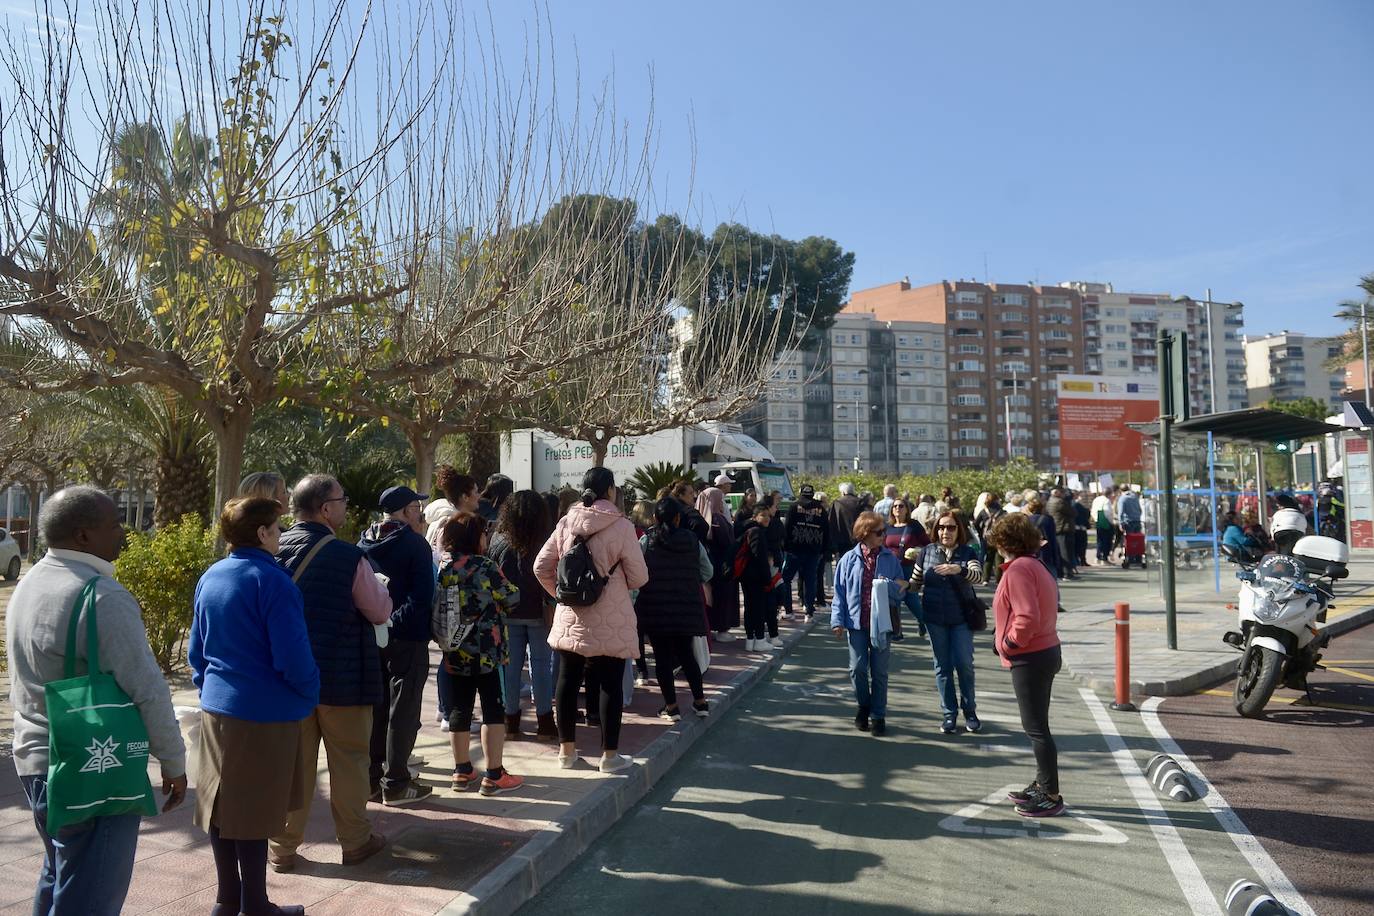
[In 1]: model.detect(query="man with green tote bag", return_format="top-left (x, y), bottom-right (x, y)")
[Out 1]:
top-left (6, 487), bottom-right (186, 915)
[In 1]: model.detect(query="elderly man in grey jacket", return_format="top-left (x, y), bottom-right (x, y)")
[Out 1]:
top-left (6, 486), bottom-right (186, 916)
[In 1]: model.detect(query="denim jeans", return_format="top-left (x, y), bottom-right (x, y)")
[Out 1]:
top-left (21, 773), bottom-right (143, 916)
top-left (846, 629), bottom-right (890, 718)
top-left (926, 621), bottom-right (976, 719)
top-left (902, 589), bottom-right (924, 624)
top-left (781, 552), bottom-right (822, 612)
top-left (503, 620), bottom-right (554, 716)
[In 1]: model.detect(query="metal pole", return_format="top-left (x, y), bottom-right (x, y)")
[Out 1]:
top-left (1159, 332), bottom-right (1179, 650)
top-left (1205, 288), bottom-right (1217, 414)
top-left (1363, 300), bottom-right (1370, 411)
top-left (853, 394), bottom-right (861, 470)
top-left (1254, 445), bottom-right (1268, 530)
top-left (1209, 431), bottom-right (1220, 594)
top-left (882, 362), bottom-right (891, 473)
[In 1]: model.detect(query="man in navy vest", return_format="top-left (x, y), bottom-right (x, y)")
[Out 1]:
top-left (269, 475), bottom-right (392, 873)
top-left (360, 485), bottom-right (436, 807)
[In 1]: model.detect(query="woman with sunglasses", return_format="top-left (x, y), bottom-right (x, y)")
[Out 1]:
top-left (884, 499), bottom-right (930, 640)
top-left (913, 511), bottom-right (983, 734)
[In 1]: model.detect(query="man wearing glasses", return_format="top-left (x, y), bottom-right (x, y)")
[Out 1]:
top-left (269, 475), bottom-right (393, 872)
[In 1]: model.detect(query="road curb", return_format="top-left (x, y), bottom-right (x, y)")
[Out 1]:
top-left (439, 618), bottom-right (817, 916)
top-left (1064, 603), bottom-right (1374, 698)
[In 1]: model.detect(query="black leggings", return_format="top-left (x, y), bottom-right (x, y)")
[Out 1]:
top-left (646, 631), bottom-right (704, 708)
top-left (447, 668), bottom-right (504, 731)
top-left (1011, 648), bottom-right (1062, 796)
top-left (557, 651), bottom-right (623, 750)
top-left (209, 826), bottom-right (273, 914)
top-left (742, 583), bottom-right (772, 640)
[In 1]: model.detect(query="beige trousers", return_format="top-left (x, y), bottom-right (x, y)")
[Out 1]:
top-left (269, 704), bottom-right (374, 856)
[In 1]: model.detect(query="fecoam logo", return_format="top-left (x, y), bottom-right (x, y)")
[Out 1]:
top-left (125, 740), bottom-right (150, 759)
top-left (79, 736), bottom-right (124, 774)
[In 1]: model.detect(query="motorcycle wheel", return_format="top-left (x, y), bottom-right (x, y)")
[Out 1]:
top-left (1233, 644), bottom-right (1282, 718)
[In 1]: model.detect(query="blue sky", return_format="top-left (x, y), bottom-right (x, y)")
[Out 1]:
top-left (487, 1), bottom-right (1373, 337)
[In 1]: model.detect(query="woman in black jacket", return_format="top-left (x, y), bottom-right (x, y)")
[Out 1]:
top-left (635, 499), bottom-right (713, 720)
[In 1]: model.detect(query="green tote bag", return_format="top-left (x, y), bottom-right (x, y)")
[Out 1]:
top-left (44, 577), bottom-right (158, 832)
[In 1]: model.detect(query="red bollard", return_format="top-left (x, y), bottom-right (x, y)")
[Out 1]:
top-left (1111, 601), bottom-right (1137, 711)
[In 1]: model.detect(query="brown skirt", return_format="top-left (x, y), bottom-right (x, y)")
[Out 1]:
top-left (194, 712), bottom-right (307, 840)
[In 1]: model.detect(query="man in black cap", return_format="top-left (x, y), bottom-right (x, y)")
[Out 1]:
top-left (359, 485), bottom-right (436, 806)
top-left (782, 484), bottom-right (830, 619)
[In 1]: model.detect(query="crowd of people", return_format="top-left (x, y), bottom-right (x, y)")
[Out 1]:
top-left (6, 468), bottom-right (1101, 914)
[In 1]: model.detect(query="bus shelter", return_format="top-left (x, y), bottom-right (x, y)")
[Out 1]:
top-left (1132, 408), bottom-right (1344, 597)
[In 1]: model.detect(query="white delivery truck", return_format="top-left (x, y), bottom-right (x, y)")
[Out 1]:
top-left (500, 422), bottom-right (795, 508)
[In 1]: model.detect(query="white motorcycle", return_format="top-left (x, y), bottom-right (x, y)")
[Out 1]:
top-left (1220, 533), bottom-right (1348, 718)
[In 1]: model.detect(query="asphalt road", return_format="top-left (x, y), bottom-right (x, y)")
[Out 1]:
top-left (1157, 623), bottom-right (1374, 916)
top-left (520, 624), bottom-right (1299, 916)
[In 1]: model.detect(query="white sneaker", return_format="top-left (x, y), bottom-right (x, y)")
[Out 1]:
top-left (714, 631), bottom-right (736, 643)
top-left (744, 638), bottom-right (757, 651)
top-left (558, 754), bottom-right (578, 769)
top-left (768, 637), bottom-right (784, 649)
top-left (439, 718), bottom-right (451, 734)
top-left (634, 676), bottom-right (649, 688)
top-left (599, 754), bottom-right (634, 774)
top-left (780, 611), bottom-right (795, 621)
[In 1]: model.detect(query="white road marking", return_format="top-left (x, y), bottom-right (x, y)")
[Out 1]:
top-left (1140, 697), bottom-right (1317, 916)
top-left (1078, 688), bottom-right (1222, 916)
top-left (937, 784), bottom-right (1128, 843)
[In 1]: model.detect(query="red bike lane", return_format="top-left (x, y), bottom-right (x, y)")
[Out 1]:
top-left (1154, 624), bottom-right (1374, 916)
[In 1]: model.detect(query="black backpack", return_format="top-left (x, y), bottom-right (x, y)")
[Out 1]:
top-left (555, 534), bottom-right (621, 607)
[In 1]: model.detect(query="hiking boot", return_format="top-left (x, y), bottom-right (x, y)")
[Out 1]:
top-left (479, 769), bottom-right (524, 796)
top-left (535, 712), bottom-right (558, 742)
top-left (1015, 788), bottom-right (1066, 818)
top-left (451, 768), bottom-right (480, 792)
top-left (341, 834), bottom-right (386, 866)
top-left (382, 780), bottom-right (433, 807)
top-left (855, 707), bottom-right (870, 732)
top-left (504, 713), bottom-right (523, 739)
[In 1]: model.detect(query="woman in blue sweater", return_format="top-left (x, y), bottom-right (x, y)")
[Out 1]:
top-left (190, 497), bottom-right (320, 916)
top-left (831, 511), bottom-right (907, 736)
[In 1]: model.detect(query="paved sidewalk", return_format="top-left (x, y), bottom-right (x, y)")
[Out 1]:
top-left (0, 614), bottom-right (819, 915)
top-left (1039, 554), bottom-right (1374, 696)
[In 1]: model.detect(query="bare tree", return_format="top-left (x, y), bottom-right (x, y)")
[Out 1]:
top-left (0, 1), bottom-right (468, 512)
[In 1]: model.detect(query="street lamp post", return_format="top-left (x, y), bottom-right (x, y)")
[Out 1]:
top-left (1006, 366), bottom-right (1038, 459)
top-left (1177, 290), bottom-right (1243, 414)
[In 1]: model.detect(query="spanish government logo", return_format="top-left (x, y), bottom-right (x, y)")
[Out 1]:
top-left (79, 736), bottom-right (123, 774)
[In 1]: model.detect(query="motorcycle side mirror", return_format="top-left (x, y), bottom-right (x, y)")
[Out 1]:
top-left (1326, 564), bottom-right (1349, 580)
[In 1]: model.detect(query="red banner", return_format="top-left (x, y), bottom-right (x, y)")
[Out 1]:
top-left (1056, 375), bottom-right (1159, 472)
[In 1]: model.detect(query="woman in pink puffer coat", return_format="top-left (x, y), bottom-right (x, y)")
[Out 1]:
top-left (534, 467), bottom-right (648, 774)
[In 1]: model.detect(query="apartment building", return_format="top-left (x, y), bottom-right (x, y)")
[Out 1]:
top-left (742, 312), bottom-right (949, 476)
top-left (1244, 331), bottom-right (1345, 409)
top-left (1066, 282), bottom-right (1246, 416)
top-left (845, 279), bottom-right (1082, 468)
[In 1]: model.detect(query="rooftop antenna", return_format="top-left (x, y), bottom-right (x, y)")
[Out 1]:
top-left (983, 252), bottom-right (989, 285)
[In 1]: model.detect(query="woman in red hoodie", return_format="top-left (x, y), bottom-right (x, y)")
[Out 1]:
top-left (986, 512), bottom-right (1065, 818)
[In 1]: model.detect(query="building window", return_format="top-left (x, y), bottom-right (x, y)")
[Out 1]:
top-left (956, 291), bottom-right (983, 304)
top-left (954, 309), bottom-right (981, 321)
top-left (996, 293), bottom-right (1027, 306)
top-left (1000, 310), bottom-right (1026, 322)
top-left (955, 394), bottom-right (985, 406)
top-left (958, 344), bottom-right (984, 355)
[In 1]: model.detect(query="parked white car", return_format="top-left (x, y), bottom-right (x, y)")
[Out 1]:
top-left (0, 528), bottom-right (21, 581)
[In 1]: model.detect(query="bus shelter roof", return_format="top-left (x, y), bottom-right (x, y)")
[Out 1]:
top-left (1170, 407), bottom-right (1343, 443)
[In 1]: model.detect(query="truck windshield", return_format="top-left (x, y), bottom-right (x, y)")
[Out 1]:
top-left (756, 465), bottom-right (794, 501)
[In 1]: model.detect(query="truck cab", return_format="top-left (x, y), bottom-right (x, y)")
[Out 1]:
top-left (702, 460), bottom-right (796, 513)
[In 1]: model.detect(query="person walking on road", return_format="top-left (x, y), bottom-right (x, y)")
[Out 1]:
top-left (827, 483), bottom-right (864, 558)
top-left (986, 512), bottom-right (1066, 818)
top-left (434, 512), bottom-right (525, 795)
top-left (7, 486), bottom-right (188, 916)
top-left (635, 498), bottom-right (713, 721)
top-left (1025, 497), bottom-right (1061, 580)
top-left (1046, 488), bottom-right (1078, 580)
top-left (490, 490), bottom-right (558, 741)
top-left (191, 497), bottom-right (319, 916)
top-left (913, 510), bottom-right (984, 734)
top-left (534, 467), bottom-right (649, 774)
top-left (360, 485), bottom-right (437, 807)
top-left (884, 497), bottom-right (930, 639)
top-left (831, 511), bottom-right (906, 736)
top-left (271, 475), bottom-right (390, 873)
top-left (873, 484), bottom-right (898, 520)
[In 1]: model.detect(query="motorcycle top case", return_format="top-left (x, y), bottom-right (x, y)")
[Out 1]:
top-left (1293, 535), bottom-right (1348, 576)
